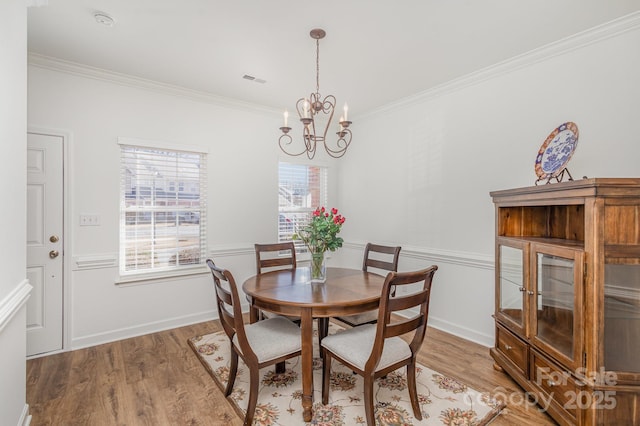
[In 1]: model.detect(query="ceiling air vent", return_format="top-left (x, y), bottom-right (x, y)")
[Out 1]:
top-left (242, 74), bottom-right (266, 84)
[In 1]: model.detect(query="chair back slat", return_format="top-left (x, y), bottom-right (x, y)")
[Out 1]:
top-left (384, 316), bottom-right (425, 338)
top-left (255, 242), bottom-right (297, 274)
top-left (387, 288), bottom-right (430, 312)
top-left (362, 243), bottom-right (401, 274)
top-left (213, 278), bottom-right (233, 306)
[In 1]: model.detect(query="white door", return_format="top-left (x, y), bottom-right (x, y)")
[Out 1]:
top-left (26, 132), bottom-right (64, 356)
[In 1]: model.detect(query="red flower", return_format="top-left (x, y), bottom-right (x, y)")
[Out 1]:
top-left (292, 206), bottom-right (346, 254)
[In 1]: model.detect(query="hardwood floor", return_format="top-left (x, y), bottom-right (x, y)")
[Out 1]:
top-left (27, 321), bottom-right (556, 425)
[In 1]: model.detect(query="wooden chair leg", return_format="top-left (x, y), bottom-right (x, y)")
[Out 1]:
top-left (245, 367), bottom-right (260, 426)
top-left (317, 317), bottom-right (329, 361)
top-left (275, 361), bottom-right (286, 374)
top-left (322, 351), bottom-right (331, 405)
top-left (407, 360), bottom-right (422, 420)
top-left (225, 348), bottom-right (239, 396)
top-left (317, 317), bottom-right (328, 346)
top-left (363, 374), bottom-right (376, 426)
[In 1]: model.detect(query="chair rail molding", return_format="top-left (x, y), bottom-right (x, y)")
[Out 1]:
top-left (73, 253), bottom-right (118, 270)
top-left (208, 244), bottom-right (255, 258)
top-left (0, 279), bottom-right (32, 334)
top-left (343, 241), bottom-right (493, 270)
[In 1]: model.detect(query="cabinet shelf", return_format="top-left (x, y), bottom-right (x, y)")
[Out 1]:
top-left (499, 235), bottom-right (584, 250)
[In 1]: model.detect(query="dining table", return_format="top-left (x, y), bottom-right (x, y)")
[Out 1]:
top-left (242, 266), bottom-right (386, 422)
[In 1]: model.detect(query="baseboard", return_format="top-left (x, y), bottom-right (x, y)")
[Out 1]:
top-left (428, 315), bottom-right (494, 348)
top-left (70, 310), bottom-right (216, 350)
top-left (18, 404), bottom-right (31, 426)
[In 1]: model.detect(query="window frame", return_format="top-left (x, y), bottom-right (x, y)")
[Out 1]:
top-left (278, 161), bottom-right (329, 256)
top-left (117, 137), bottom-right (208, 281)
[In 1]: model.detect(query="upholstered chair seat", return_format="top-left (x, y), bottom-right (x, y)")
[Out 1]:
top-left (320, 323), bottom-right (411, 372)
top-left (232, 316), bottom-right (302, 363)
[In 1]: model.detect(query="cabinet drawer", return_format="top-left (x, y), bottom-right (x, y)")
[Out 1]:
top-left (531, 350), bottom-right (579, 420)
top-left (496, 324), bottom-right (528, 377)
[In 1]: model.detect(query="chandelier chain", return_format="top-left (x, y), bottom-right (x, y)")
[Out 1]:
top-left (315, 38), bottom-right (320, 95)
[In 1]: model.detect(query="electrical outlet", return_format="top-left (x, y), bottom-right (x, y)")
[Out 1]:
top-left (79, 214), bottom-right (100, 226)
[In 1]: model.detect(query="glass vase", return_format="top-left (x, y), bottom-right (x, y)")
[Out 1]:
top-left (310, 252), bottom-right (326, 283)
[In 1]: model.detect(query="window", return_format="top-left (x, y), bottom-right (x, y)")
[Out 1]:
top-left (278, 162), bottom-right (327, 253)
top-left (119, 139), bottom-right (207, 276)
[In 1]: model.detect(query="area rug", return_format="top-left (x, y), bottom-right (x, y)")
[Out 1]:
top-left (189, 323), bottom-right (504, 425)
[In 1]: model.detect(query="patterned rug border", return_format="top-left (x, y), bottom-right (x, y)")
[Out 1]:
top-left (189, 324), bottom-right (505, 425)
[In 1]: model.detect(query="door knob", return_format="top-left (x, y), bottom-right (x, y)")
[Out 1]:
top-left (50, 235), bottom-right (59, 243)
top-left (49, 250), bottom-right (59, 259)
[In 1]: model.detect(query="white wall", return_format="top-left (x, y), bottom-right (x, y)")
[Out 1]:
top-left (0, 0), bottom-right (30, 424)
top-left (26, 14), bottom-right (640, 353)
top-left (338, 15), bottom-right (640, 345)
top-left (27, 64), bottom-right (341, 349)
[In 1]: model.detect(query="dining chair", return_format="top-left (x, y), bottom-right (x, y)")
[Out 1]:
top-left (254, 242), bottom-right (329, 350)
top-left (321, 265), bottom-right (438, 425)
top-left (332, 243), bottom-right (402, 328)
top-left (206, 259), bottom-right (302, 426)
top-left (253, 242), bottom-right (300, 321)
top-left (255, 242), bottom-right (297, 274)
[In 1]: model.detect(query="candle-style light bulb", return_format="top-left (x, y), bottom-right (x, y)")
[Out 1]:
top-left (303, 100), bottom-right (310, 118)
top-left (343, 103), bottom-right (348, 121)
top-left (339, 116), bottom-right (344, 131)
top-left (283, 110), bottom-right (289, 127)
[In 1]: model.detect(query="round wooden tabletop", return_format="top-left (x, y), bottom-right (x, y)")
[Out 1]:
top-left (242, 266), bottom-right (386, 317)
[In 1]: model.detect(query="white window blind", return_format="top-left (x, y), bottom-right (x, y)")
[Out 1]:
top-left (119, 143), bottom-right (207, 275)
top-left (278, 162), bottom-right (328, 253)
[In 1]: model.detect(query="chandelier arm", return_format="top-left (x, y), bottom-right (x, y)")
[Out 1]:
top-left (320, 95), bottom-right (336, 115)
top-left (302, 124), bottom-right (317, 159)
top-left (279, 133), bottom-right (312, 157)
top-left (324, 129), bottom-right (352, 158)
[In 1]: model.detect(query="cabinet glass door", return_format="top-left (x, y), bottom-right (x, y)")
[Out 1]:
top-left (604, 264), bottom-right (640, 374)
top-left (532, 246), bottom-right (583, 369)
top-left (497, 242), bottom-right (527, 334)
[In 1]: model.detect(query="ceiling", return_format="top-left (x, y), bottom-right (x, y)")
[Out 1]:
top-left (27, 1), bottom-right (640, 115)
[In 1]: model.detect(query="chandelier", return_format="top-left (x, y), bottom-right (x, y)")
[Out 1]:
top-left (278, 28), bottom-right (352, 159)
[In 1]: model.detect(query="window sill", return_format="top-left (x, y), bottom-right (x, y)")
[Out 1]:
top-left (116, 265), bottom-right (209, 285)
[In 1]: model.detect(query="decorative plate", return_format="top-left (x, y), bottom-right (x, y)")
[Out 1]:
top-left (534, 122), bottom-right (579, 179)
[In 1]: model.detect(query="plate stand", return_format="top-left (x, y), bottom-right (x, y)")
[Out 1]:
top-left (535, 167), bottom-right (574, 185)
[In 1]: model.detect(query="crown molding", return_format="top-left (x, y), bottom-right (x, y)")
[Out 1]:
top-left (361, 11), bottom-right (640, 119)
top-left (28, 11), bottom-right (639, 120)
top-left (27, 52), bottom-right (279, 115)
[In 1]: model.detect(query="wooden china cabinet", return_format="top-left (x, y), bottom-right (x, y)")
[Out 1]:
top-left (490, 178), bottom-right (640, 426)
